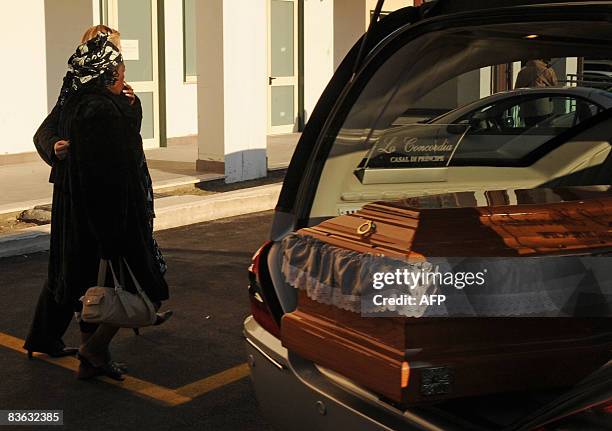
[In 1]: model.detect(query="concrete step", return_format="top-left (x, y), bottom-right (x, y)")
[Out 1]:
top-left (0, 183), bottom-right (281, 259)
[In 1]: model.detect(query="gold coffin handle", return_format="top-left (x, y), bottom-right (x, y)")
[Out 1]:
top-left (357, 220), bottom-right (376, 236)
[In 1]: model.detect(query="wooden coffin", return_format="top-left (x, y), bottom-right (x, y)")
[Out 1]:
top-left (281, 187), bottom-right (612, 404)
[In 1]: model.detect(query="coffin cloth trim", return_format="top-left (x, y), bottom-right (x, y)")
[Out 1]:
top-left (281, 233), bottom-right (446, 317)
top-left (280, 234), bottom-right (612, 317)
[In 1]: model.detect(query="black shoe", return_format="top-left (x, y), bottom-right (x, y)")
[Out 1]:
top-left (110, 361), bottom-right (128, 373)
top-left (27, 346), bottom-right (79, 359)
top-left (98, 361), bottom-right (125, 381)
top-left (154, 310), bottom-right (173, 326)
top-left (76, 354), bottom-right (125, 381)
top-left (104, 349), bottom-right (127, 373)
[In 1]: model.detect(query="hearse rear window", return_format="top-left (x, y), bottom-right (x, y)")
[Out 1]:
top-left (308, 19), bottom-right (612, 219)
top-left (359, 93), bottom-right (605, 170)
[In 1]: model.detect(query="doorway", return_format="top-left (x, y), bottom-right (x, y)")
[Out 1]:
top-left (268, 0), bottom-right (299, 135)
top-left (102, 0), bottom-right (161, 148)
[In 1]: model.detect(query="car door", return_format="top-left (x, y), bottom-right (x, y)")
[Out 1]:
top-left (449, 94), bottom-right (605, 165)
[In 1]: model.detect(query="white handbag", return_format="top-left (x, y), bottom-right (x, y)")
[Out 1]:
top-left (80, 258), bottom-right (157, 328)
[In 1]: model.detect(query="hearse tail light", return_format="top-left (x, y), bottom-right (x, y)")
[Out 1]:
top-left (248, 240), bottom-right (281, 338)
top-left (401, 361), bottom-right (410, 388)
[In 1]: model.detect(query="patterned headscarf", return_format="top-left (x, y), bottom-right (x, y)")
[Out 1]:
top-left (58, 32), bottom-right (123, 106)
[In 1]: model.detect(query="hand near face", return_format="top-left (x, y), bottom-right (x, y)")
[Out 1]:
top-left (54, 140), bottom-right (70, 160)
top-left (122, 82), bottom-right (135, 105)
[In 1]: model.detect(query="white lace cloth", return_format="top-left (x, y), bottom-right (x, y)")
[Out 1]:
top-left (280, 234), bottom-right (612, 317)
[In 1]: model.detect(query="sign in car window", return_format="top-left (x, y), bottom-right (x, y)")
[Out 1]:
top-left (360, 124), bottom-right (468, 169)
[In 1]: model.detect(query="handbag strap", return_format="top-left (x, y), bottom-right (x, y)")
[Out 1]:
top-left (98, 259), bottom-right (121, 288)
top-left (121, 257), bottom-right (157, 315)
top-left (98, 257), bottom-right (157, 321)
top-left (106, 260), bottom-right (122, 289)
top-left (97, 259), bottom-right (108, 286)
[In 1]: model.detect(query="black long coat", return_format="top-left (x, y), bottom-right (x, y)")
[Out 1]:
top-left (47, 86), bottom-right (169, 307)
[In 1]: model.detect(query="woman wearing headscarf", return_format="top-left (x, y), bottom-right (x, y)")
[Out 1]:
top-left (24, 26), bottom-right (129, 360)
top-left (32, 26), bottom-right (131, 168)
top-left (25, 31), bottom-right (170, 380)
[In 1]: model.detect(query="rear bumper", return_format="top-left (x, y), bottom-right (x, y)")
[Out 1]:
top-left (243, 316), bottom-right (452, 431)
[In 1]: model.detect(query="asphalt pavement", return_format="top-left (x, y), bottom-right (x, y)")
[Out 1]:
top-left (0, 211), bottom-right (275, 431)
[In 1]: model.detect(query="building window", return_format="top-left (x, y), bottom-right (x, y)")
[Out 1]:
top-left (183, 0), bottom-right (197, 83)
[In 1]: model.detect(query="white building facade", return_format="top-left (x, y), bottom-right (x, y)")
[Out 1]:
top-left (0, 0), bottom-right (419, 181)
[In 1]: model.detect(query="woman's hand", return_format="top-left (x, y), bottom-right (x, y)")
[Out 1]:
top-left (53, 140), bottom-right (70, 160)
top-left (122, 83), bottom-right (135, 105)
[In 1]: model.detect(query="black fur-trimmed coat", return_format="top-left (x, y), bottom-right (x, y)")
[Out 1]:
top-left (46, 86), bottom-right (169, 307)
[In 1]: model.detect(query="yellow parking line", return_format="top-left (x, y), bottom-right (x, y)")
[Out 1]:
top-left (175, 363), bottom-right (250, 398)
top-left (0, 332), bottom-right (248, 406)
top-left (113, 375), bottom-right (191, 407)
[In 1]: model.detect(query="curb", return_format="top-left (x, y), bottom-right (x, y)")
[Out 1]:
top-left (0, 225), bottom-right (51, 259)
top-left (153, 183), bottom-right (281, 231)
top-left (0, 183), bottom-right (281, 259)
top-left (0, 174), bottom-right (228, 216)
top-left (0, 199), bottom-right (55, 216)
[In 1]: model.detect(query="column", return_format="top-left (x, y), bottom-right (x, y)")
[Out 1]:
top-left (303, 0), bottom-right (333, 123)
top-left (333, 0), bottom-right (366, 69)
top-left (44, 0), bottom-right (94, 111)
top-left (0, 1), bottom-right (48, 155)
top-left (196, 0), bottom-right (268, 183)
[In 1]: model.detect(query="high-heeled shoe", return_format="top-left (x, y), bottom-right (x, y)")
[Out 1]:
top-left (102, 348), bottom-right (128, 372)
top-left (131, 311), bottom-right (173, 335)
top-left (27, 346), bottom-right (79, 359)
top-left (76, 353), bottom-right (125, 381)
top-left (154, 310), bottom-right (173, 326)
top-left (110, 360), bottom-right (128, 373)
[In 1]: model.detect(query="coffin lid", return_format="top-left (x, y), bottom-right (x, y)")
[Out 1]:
top-left (382, 185), bottom-right (612, 211)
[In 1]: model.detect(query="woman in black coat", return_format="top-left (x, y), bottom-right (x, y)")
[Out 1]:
top-left (25, 26), bottom-right (151, 361)
top-left (25, 27), bottom-right (136, 360)
top-left (26, 32), bottom-right (169, 380)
